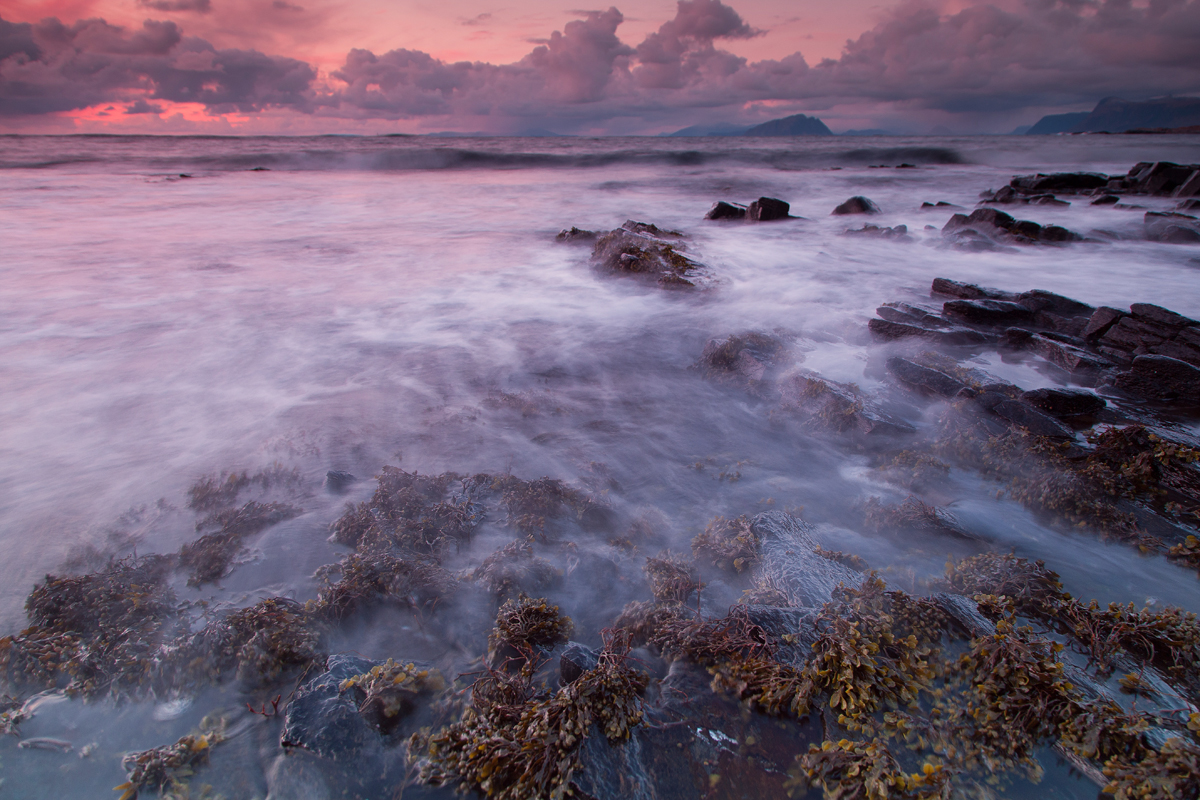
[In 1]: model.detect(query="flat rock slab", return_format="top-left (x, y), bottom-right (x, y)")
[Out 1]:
top-left (1112, 355), bottom-right (1200, 401)
top-left (1019, 388), bottom-right (1106, 417)
top-left (886, 356), bottom-right (971, 397)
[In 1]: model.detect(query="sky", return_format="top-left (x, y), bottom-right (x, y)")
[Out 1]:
top-left (1, 0), bottom-right (1198, 134)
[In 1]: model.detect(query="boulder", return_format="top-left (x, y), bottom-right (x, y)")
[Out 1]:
top-left (843, 224), bottom-right (908, 238)
top-left (591, 226), bottom-right (705, 289)
top-left (1019, 388), bottom-right (1106, 417)
top-left (281, 655), bottom-right (379, 760)
top-left (1009, 172), bottom-right (1109, 194)
top-left (886, 357), bottom-right (972, 398)
top-left (1112, 355), bottom-right (1200, 401)
top-left (1144, 211), bottom-right (1200, 243)
top-left (556, 227), bottom-right (598, 243)
top-left (1129, 303), bottom-right (1197, 328)
top-left (324, 470), bottom-right (356, 493)
top-left (1083, 307), bottom-right (1127, 341)
top-left (930, 277), bottom-right (1019, 301)
top-left (747, 197), bottom-right (790, 221)
top-left (696, 333), bottom-right (788, 393)
top-left (942, 208), bottom-right (1082, 245)
top-left (1091, 195), bottom-right (1120, 206)
top-left (1016, 290), bottom-right (1094, 318)
top-left (704, 201), bottom-right (747, 220)
top-left (942, 299), bottom-right (1034, 327)
top-left (832, 196), bottom-right (881, 215)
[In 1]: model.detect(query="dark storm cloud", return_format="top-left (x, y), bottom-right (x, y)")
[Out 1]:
top-left (0, 15), bottom-right (315, 116)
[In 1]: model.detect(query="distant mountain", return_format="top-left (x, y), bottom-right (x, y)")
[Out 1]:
top-left (666, 113), bottom-right (832, 137)
top-left (743, 114), bottom-right (833, 136)
top-left (1027, 97), bottom-right (1200, 134)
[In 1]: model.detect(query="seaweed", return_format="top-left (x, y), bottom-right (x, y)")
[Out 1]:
top-left (1101, 736), bottom-right (1200, 800)
top-left (313, 549), bottom-right (455, 620)
top-left (860, 497), bottom-right (972, 540)
top-left (418, 631), bottom-right (647, 800)
top-left (491, 474), bottom-right (595, 539)
top-left (813, 547), bottom-right (870, 573)
top-left (691, 515), bottom-right (761, 573)
top-left (115, 726), bottom-right (225, 800)
top-left (789, 739), bottom-right (950, 800)
top-left (180, 501), bottom-right (300, 587)
top-left (186, 463), bottom-right (301, 513)
top-left (643, 551), bottom-right (701, 603)
top-left (1168, 535), bottom-right (1200, 574)
top-left (875, 451), bottom-right (952, 493)
top-left (0, 694), bottom-right (28, 735)
top-left (339, 659), bottom-right (446, 734)
top-left (466, 539), bottom-right (560, 600)
top-left (489, 595), bottom-right (573, 657)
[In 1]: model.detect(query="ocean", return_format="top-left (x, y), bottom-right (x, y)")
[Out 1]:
top-left (2, 133), bottom-right (1199, 798)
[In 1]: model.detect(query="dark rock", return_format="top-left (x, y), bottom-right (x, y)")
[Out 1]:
top-left (1130, 303), bottom-right (1197, 328)
top-left (777, 372), bottom-right (915, 436)
top-left (1033, 311), bottom-right (1088, 336)
top-left (591, 226), bottom-right (703, 288)
top-left (1092, 195), bottom-right (1121, 206)
top-left (324, 471), bottom-right (356, 493)
top-left (875, 302), bottom-right (946, 327)
top-left (1040, 225), bottom-right (1083, 242)
top-left (1175, 170), bottom-right (1200, 198)
top-left (1178, 199), bottom-right (1200, 212)
top-left (621, 220), bottom-right (682, 237)
top-left (1010, 172), bottom-right (1109, 194)
top-left (1029, 195), bottom-right (1071, 207)
top-left (943, 208), bottom-right (1081, 244)
top-left (556, 227), bottom-right (598, 243)
top-left (886, 357), bottom-right (971, 398)
top-left (989, 185), bottom-right (1019, 203)
top-left (696, 333), bottom-right (788, 393)
top-left (990, 400), bottom-right (1075, 438)
top-left (1145, 211), bottom-right (1200, 243)
top-left (753, 511), bottom-right (864, 607)
top-left (704, 201), bottom-right (746, 221)
top-left (867, 318), bottom-right (992, 346)
top-left (747, 196), bottom-right (790, 221)
top-left (1024, 334), bottom-right (1112, 372)
top-left (1020, 388), bottom-right (1106, 417)
top-left (1083, 307), bottom-right (1127, 340)
top-left (1112, 355), bottom-right (1200, 400)
top-left (922, 201), bottom-right (962, 209)
top-left (1016, 290), bottom-right (1094, 317)
top-left (281, 654), bottom-right (377, 760)
top-left (832, 196), bottom-right (881, 215)
top-left (843, 224), bottom-right (908, 238)
top-left (930, 277), bottom-right (1019, 301)
top-left (559, 642), bottom-right (599, 686)
top-left (943, 299), bottom-right (1034, 326)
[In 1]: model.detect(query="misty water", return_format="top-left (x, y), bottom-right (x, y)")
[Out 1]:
top-left (2, 133), bottom-right (1199, 799)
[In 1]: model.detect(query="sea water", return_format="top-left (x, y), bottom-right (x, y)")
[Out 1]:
top-left (1, 133), bottom-right (1199, 797)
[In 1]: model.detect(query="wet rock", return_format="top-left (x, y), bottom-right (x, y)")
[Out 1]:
top-left (1092, 194), bottom-right (1121, 206)
top-left (942, 208), bottom-right (1082, 245)
top-left (1083, 307), bottom-right (1128, 341)
top-left (989, 399), bottom-right (1075, 439)
top-left (843, 224), bottom-right (908, 239)
top-left (1144, 211), bottom-right (1200, 243)
top-left (559, 642), bottom-right (600, 685)
top-left (324, 470), bottom-right (356, 493)
top-left (752, 511), bottom-right (863, 607)
top-left (930, 277), bottom-right (1019, 301)
top-left (281, 654), bottom-right (378, 760)
top-left (1178, 198), bottom-right (1200, 212)
top-left (736, 605), bottom-right (820, 663)
top-left (1130, 303), bottom-right (1197, 328)
top-left (556, 227), bottom-right (598, 243)
top-left (1016, 290), bottom-right (1094, 318)
top-left (696, 332), bottom-right (789, 394)
top-left (1019, 388), bottom-right (1106, 417)
top-left (943, 298), bottom-right (1034, 327)
top-left (591, 225), bottom-right (706, 289)
top-left (1021, 332), bottom-right (1112, 373)
top-left (704, 201), bottom-right (746, 221)
top-left (922, 201), bottom-right (962, 208)
top-left (867, 318), bottom-right (993, 346)
top-left (1009, 172), bottom-right (1109, 194)
top-left (886, 357), bottom-right (971, 398)
top-left (747, 196), bottom-right (790, 221)
top-left (1111, 355), bottom-right (1200, 401)
top-left (832, 196), bottom-right (881, 215)
top-left (777, 372), bottom-right (916, 436)
top-left (875, 302), bottom-right (946, 327)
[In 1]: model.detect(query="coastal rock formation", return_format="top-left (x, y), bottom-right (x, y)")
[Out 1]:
top-left (704, 196), bottom-right (791, 221)
top-left (832, 196), bottom-right (881, 215)
top-left (942, 208), bottom-right (1083, 247)
top-left (590, 220), bottom-right (707, 289)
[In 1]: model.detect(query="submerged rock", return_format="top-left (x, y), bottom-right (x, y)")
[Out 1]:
top-left (1019, 388), bottom-right (1106, 417)
top-left (752, 511), bottom-right (863, 607)
top-left (843, 224), bottom-right (908, 239)
top-left (704, 201), bottom-right (746, 220)
top-left (556, 227), bottom-right (599, 243)
top-left (832, 196), bottom-right (881, 215)
top-left (590, 222), bottom-right (707, 290)
top-left (746, 196), bottom-right (790, 221)
top-left (777, 371), bottom-right (915, 437)
top-left (886, 356), bottom-right (973, 398)
top-left (281, 654), bottom-right (381, 760)
top-left (942, 208), bottom-right (1083, 246)
top-left (1144, 211), bottom-right (1200, 243)
top-left (695, 332), bottom-right (789, 394)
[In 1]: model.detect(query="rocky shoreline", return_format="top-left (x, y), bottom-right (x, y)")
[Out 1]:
top-left (3, 160), bottom-right (1200, 800)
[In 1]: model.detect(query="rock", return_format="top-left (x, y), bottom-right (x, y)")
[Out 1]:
top-left (1129, 303), bottom-right (1197, 328)
top-left (556, 227), bottom-right (598, 242)
top-left (1175, 170), bottom-right (1200, 198)
top-left (922, 201), bottom-right (962, 208)
top-left (1040, 225), bottom-right (1083, 242)
top-left (1023, 333), bottom-right (1112, 372)
top-left (777, 372), bottom-right (915, 436)
top-left (1178, 199), bottom-right (1200, 212)
top-left (752, 511), bottom-right (863, 607)
top-left (930, 277), bottom-right (1019, 301)
top-left (1092, 195), bottom-right (1121, 206)
top-left (867, 318), bottom-right (993, 346)
top-left (832, 196), bottom-right (881, 215)
top-left (696, 333), bottom-right (788, 393)
top-left (559, 642), bottom-right (600, 686)
top-left (843, 224), bottom-right (908, 238)
top-left (591, 226), bottom-right (704, 288)
top-left (1144, 211), bottom-right (1200, 243)
top-left (1010, 172), bottom-right (1109, 194)
top-left (942, 208), bottom-right (1081, 245)
top-left (942, 299), bottom-right (1035, 327)
top-left (1019, 388), bottom-right (1106, 417)
top-left (886, 357), bottom-right (971, 398)
top-left (621, 220), bottom-right (683, 237)
top-left (281, 654), bottom-right (378, 760)
top-left (324, 471), bottom-right (356, 493)
top-left (1112, 355), bottom-right (1200, 401)
top-left (989, 399), bottom-right (1075, 439)
top-left (1083, 307), bottom-right (1127, 341)
top-left (875, 302), bottom-right (946, 327)
top-left (747, 196), bottom-right (790, 221)
top-left (1016, 290), bottom-right (1094, 318)
top-left (704, 201), bottom-right (746, 220)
